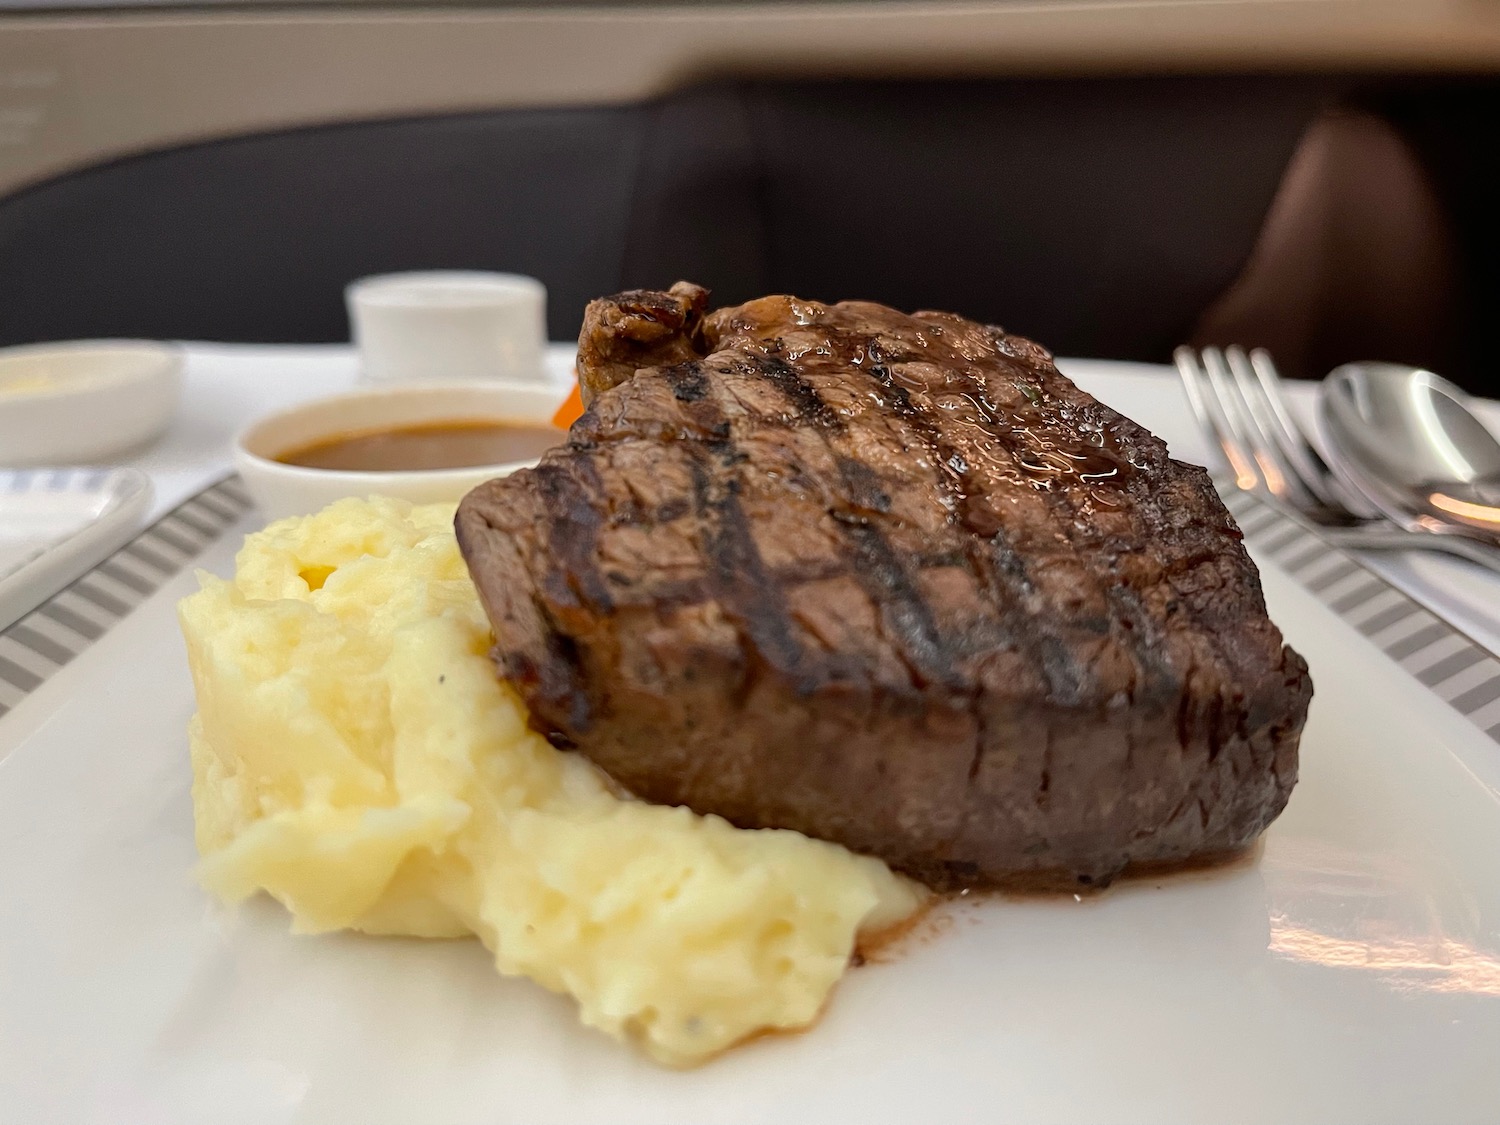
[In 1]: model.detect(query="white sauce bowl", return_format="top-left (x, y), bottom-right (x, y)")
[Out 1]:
top-left (0, 340), bottom-right (183, 466)
top-left (235, 382), bottom-right (567, 522)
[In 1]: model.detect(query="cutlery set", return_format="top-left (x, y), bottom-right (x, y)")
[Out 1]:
top-left (1173, 346), bottom-right (1500, 575)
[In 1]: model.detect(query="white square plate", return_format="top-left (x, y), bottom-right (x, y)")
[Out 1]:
top-left (1, 494), bottom-right (1498, 1125)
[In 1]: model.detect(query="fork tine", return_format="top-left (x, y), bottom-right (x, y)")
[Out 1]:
top-left (1246, 348), bottom-right (1380, 518)
top-left (1221, 346), bottom-right (1319, 508)
top-left (1173, 346), bottom-right (1260, 491)
top-left (1201, 347), bottom-right (1307, 506)
top-left (1241, 348), bottom-right (1339, 507)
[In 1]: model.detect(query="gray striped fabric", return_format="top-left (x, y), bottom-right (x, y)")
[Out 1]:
top-left (0, 476), bottom-right (1496, 747)
top-left (1221, 490), bottom-right (1500, 746)
top-left (0, 476), bottom-right (252, 719)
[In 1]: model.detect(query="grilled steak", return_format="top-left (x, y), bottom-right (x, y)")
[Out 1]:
top-left (456, 284), bottom-right (1311, 890)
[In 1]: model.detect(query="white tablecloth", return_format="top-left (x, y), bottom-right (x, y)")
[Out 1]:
top-left (120, 343), bottom-right (1500, 657)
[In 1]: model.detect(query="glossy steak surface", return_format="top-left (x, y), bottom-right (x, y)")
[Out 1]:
top-left (457, 284), bottom-right (1312, 889)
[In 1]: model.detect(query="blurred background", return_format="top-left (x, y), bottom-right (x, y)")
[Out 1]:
top-left (2, 0), bottom-right (1498, 392)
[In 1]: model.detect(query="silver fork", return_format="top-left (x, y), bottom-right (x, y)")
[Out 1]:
top-left (1173, 345), bottom-right (1500, 572)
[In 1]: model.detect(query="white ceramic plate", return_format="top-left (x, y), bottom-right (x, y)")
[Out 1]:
top-left (0, 468), bottom-right (152, 634)
top-left (1, 496), bottom-right (1498, 1125)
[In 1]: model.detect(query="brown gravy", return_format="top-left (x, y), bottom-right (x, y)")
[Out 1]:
top-left (276, 419), bottom-right (561, 472)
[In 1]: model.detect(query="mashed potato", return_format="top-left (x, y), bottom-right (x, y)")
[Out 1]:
top-left (179, 496), bottom-right (923, 1066)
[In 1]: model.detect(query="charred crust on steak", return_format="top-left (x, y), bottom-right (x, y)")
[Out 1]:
top-left (456, 285), bottom-right (1313, 891)
top-left (576, 281), bottom-right (710, 404)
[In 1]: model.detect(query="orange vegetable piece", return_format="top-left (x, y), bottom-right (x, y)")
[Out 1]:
top-left (552, 381), bottom-right (584, 430)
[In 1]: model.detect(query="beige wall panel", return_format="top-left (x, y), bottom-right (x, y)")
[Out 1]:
top-left (2, 0), bottom-right (1500, 195)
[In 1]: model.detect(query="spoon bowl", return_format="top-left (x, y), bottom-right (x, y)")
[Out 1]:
top-left (1320, 362), bottom-right (1500, 539)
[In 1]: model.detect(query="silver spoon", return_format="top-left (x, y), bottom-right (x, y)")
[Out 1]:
top-left (1320, 362), bottom-right (1500, 545)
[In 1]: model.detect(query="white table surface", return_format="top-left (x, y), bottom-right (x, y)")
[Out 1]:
top-left (6, 342), bottom-right (1500, 1125)
top-left (117, 343), bottom-right (1500, 658)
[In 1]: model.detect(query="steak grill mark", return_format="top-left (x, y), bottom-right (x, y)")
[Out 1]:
top-left (759, 344), bottom-right (965, 692)
top-left (686, 439), bottom-right (825, 696)
top-left (455, 284), bottom-right (1313, 891)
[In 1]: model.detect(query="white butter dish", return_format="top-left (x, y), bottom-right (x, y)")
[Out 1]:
top-left (0, 340), bottom-right (183, 466)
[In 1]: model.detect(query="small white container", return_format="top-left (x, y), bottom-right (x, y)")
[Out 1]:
top-left (347, 271), bottom-right (548, 385)
top-left (0, 340), bottom-right (183, 466)
top-left (235, 381), bottom-right (566, 522)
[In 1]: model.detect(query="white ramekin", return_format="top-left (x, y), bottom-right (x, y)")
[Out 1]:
top-left (346, 271), bottom-right (548, 385)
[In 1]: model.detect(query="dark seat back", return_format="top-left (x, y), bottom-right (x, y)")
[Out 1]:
top-left (0, 76), bottom-right (1339, 357)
